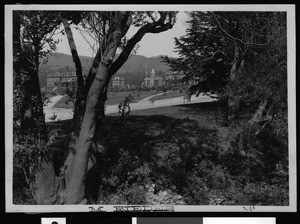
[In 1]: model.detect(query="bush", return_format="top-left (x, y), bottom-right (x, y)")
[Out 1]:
top-left (182, 174), bottom-right (210, 205)
top-left (118, 94), bottom-right (134, 116)
top-left (244, 182), bottom-right (289, 205)
top-left (13, 128), bottom-right (61, 204)
top-left (123, 184), bottom-right (147, 204)
top-left (219, 120), bottom-right (288, 205)
top-left (224, 123), bottom-right (288, 181)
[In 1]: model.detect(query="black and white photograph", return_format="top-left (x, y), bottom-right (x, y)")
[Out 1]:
top-left (5, 4), bottom-right (296, 212)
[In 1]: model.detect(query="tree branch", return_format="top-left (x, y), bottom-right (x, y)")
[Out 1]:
top-left (109, 12), bottom-right (175, 78)
top-left (209, 12), bottom-right (245, 45)
top-left (61, 17), bottom-right (84, 89)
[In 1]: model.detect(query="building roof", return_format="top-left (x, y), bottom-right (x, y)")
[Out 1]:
top-left (113, 76), bottom-right (124, 80)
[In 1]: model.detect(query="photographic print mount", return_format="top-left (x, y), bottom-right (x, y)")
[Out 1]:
top-left (5, 4), bottom-right (296, 212)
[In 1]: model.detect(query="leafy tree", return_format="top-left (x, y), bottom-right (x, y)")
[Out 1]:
top-left (13, 11), bottom-right (63, 204)
top-left (14, 11), bottom-right (61, 137)
top-left (163, 12), bottom-right (232, 97)
top-left (164, 11), bottom-right (286, 124)
top-left (59, 11), bottom-right (177, 204)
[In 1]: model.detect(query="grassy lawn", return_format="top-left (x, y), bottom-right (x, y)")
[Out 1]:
top-left (46, 101), bottom-right (287, 205)
top-left (53, 90), bottom-right (159, 109)
top-left (15, 101), bottom-right (288, 205)
top-left (148, 91), bottom-right (186, 101)
top-left (106, 90), bottom-right (158, 105)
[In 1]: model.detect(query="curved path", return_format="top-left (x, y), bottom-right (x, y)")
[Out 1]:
top-left (44, 93), bottom-right (216, 122)
top-left (44, 95), bottom-right (73, 122)
top-left (138, 91), bottom-right (173, 102)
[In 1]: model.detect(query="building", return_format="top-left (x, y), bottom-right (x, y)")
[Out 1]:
top-left (47, 71), bottom-right (76, 87)
top-left (163, 71), bottom-right (185, 88)
top-left (163, 71), bottom-right (200, 88)
top-left (142, 69), bottom-right (164, 88)
top-left (112, 76), bottom-right (125, 88)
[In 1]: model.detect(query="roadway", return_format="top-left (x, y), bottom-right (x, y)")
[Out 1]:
top-left (44, 92), bottom-right (216, 122)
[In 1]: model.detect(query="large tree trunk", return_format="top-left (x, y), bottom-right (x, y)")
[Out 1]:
top-left (65, 64), bottom-right (109, 204)
top-left (64, 12), bottom-right (131, 204)
top-left (61, 12), bottom-right (175, 204)
top-left (72, 48), bottom-right (103, 134)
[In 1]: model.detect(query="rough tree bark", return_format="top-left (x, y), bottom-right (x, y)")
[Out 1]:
top-left (248, 100), bottom-right (273, 136)
top-left (229, 42), bottom-right (245, 81)
top-left (226, 42), bottom-right (247, 122)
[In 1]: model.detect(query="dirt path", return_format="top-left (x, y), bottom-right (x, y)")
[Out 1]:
top-left (139, 91), bottom-right (173, 102)
top-left (44, 95), bottom-right (73, 122)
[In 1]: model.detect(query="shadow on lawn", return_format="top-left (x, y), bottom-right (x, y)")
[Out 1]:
top-left (87, 109), bottom-right (221, 204)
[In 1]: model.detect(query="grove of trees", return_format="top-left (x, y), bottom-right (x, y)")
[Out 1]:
top-left (13, 10), bottom-right (177, 204)
top-left (12, 10), bottom-right (289, 206)
top-left (163, 11), bottom-right (289, 205)
top-left (164, 11), bottom-right (287, 126)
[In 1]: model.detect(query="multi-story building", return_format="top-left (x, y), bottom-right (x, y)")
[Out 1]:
top-left (164, 71), bottom-right (185, 88)
top-left (47, 71), bottom-right (76, 87)
top-left (112, 76), bottom-right (125, 88)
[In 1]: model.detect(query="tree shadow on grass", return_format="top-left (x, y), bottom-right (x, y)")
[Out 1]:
top-left (88, 110), bottom-right (221, 204)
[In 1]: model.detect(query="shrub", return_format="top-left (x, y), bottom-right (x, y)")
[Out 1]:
top-left (118, 94), bottom-right (134, 116)
top-left (13, 128), bottom-right (60, 204)
top-left (182, 174), bottom-right (210, 205)
top-left (244, 182), bottom-right (289, 206)
top-left (123, 184), bottom-right (147, 204)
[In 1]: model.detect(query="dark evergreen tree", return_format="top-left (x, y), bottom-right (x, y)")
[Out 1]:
top-left (164, 11), bottom-right (287, 124)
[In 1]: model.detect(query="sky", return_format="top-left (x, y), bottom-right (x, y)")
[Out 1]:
top-left (54, 12), bottom-right (189, 58)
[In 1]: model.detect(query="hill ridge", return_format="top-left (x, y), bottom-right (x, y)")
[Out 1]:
top-left (43, 52), bottom-right (172, 74)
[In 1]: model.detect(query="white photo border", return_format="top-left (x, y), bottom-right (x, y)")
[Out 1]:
top-left (5, 4), bottom-right (296, 213)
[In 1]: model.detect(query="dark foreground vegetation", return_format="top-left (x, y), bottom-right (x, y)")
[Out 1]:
top-left (14, 101), bottom-right (288, 205)
top-left (12, 10), bottom-right (289, 205)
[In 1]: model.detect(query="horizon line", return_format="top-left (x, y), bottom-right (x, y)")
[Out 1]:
top-left (49, 51), bottom-right (177, 59)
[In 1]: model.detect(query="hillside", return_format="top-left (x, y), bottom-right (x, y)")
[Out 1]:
top-left (42, 52), bottom-right (172, 74)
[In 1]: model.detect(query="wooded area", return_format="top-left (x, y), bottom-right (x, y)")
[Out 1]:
top-left (12, 10), bottom-right (289, 206)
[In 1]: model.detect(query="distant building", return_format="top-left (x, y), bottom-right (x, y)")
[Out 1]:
top-left (112, 76), bottom-right (125, 88)
top-left (142, 69), bottom-right (164, 88)
top-left (47, 71), bottom-right (77, 87)
top-left (163, 71), bottom-right (185, 88)
top-left (163, 71), bottom-right (200, 88)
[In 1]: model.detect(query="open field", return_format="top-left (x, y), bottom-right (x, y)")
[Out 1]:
top-left (16, 101), bottom-right (287, 205)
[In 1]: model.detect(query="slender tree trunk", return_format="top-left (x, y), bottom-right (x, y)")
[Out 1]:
top-left (13, 11), bottom-right (25, 132)
top-left (72, 48), bottom-right (103, 133)
top-left (227, 42), bottom-right (246, 121)
top-left (22, 45), bottom-right (46, 137)
top-left (62, 18), bottom-right (85, 136)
